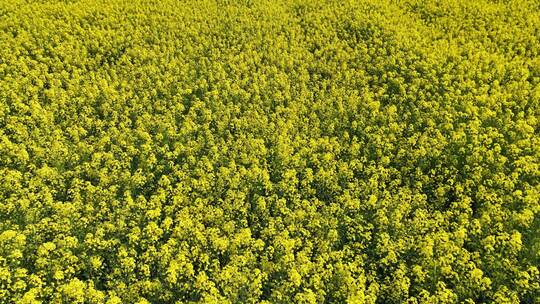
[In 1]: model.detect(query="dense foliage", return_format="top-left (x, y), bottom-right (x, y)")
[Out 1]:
top-left (1, 0), bottom-right (539, 303)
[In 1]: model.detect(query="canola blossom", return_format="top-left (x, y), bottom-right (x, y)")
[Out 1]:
top-left (0, 0), bottom-right (539, 303)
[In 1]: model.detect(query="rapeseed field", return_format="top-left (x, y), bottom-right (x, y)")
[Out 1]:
top-left (0, 0), bottom-right (539, 303)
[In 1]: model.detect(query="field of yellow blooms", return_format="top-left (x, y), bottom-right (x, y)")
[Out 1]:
top-left (0, 0), bottom-right (539, 303)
